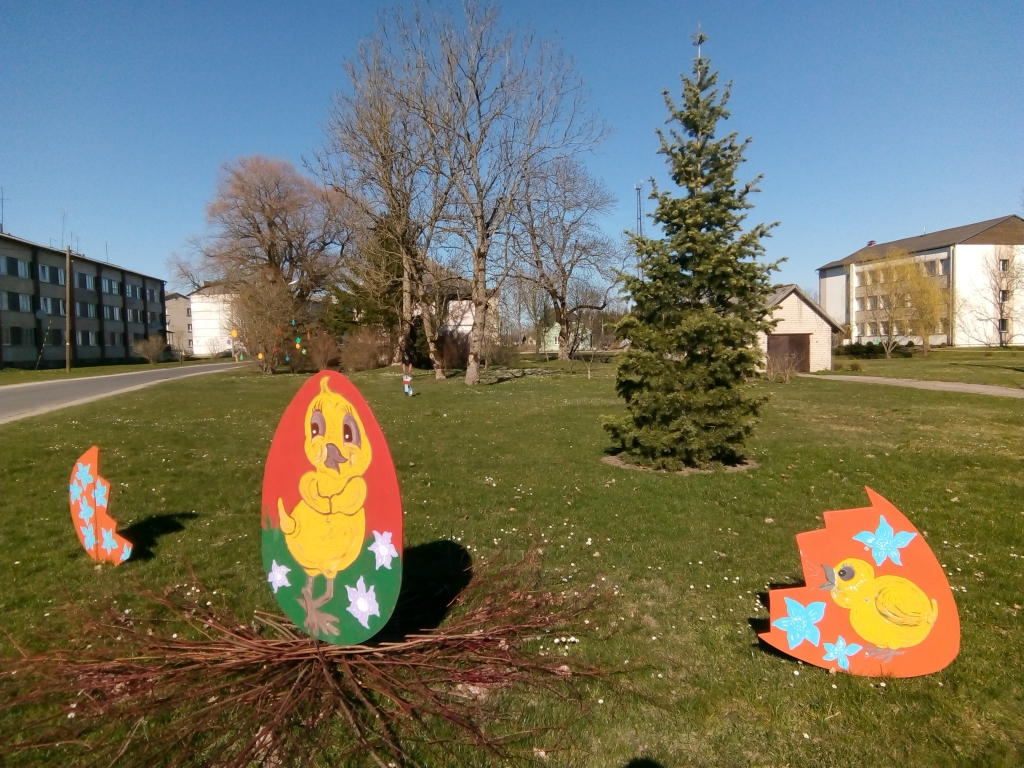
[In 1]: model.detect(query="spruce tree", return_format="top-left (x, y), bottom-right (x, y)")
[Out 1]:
top-left (604, 36), bottom-right (780, 469)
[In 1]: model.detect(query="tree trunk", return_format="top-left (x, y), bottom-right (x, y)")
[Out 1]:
top-left (465, 246), bottom-right (488, 385)
top-left (395, 250), bottom-right (414, 365)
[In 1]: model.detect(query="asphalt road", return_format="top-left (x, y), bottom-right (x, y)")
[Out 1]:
top-left (0, 362), bottom-right (244, 425)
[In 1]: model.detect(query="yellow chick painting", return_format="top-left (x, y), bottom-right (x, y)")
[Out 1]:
top-left (276, 377), bottom-right (373, 636)
top-left (822, 557), bottom-right (938, 660)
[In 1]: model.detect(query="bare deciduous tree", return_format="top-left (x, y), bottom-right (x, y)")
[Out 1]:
top-left (204, 156), bottom-right (357, 302)
top-left (230, 270), bottom-right (296, 374)
top-left (513, 157), bottom-right (619, 361)
top-left (868, 249), bottom-right (950, 357)
top-left (384, 1), bottom-right (605, 384)
top-left (318, 32), bottom-right (454, 379)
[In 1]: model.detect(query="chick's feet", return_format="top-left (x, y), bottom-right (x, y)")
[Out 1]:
top-left (299, 576), bottom-right (340, 637)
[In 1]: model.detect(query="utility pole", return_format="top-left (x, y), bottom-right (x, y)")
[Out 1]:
top-left (65, 246), bottom-right (72, 372)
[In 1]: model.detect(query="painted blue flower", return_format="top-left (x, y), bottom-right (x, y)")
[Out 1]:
top-left (69, 480), bottom-right (83, 504)
top-left (119, 544), bottom-right (132, 562)
top-left (853, 515), bottom-right (916, 567)
top-left (772, 597), bottom-right (826, 649)
top-left (93, 481), bottom-right (108, 508)
top-left (80, 525), bottom-right (96, 551)
top-left (100, 528), bottom-right (118, 555)
top-left (78, 498), bottom-right (94, 525)
top-left (823, 635), bottom-right (863, 671)
top-left (75, 462), bottom-right (94, 488)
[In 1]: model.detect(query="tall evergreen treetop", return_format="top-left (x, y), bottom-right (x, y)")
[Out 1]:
top-left (605, 39), bottom-right (781, 469)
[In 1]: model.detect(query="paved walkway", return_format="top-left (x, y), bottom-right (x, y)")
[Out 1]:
top-left (0, 362), bottom-right (244, 425)
top-left (801, 374), bottom-right (1024, 399)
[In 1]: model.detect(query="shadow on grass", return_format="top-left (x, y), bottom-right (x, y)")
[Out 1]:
top-left (374, 539), bottom-right (473, 641)
top-left (623, 759), bottom-right (666, 768)
top-left (119, 512), bottom-right (199, 562)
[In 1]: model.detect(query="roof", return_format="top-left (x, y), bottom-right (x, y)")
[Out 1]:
top-left (190, 281), bottom-right (235, 297)
top-left (0, 230), bottom-right (166, 282)
top-left (817, 215), bottom-right (1024, 271)
top-left (767, 283), bottom-right (842, 332)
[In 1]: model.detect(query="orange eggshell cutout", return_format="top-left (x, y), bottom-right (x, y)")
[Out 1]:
top-left (68, 446), bottom-right (132, 565)
top-left (760, 487), bottom-right (959, 677)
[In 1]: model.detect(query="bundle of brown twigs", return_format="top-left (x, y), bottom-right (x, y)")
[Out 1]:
top-left (0, 551), bottom-right (604, 768)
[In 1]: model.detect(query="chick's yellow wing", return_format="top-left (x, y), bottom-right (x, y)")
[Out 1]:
top-left (873, 576), bottom-right (937, 628)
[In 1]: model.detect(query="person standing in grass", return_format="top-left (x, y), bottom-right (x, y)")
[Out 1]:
top-left (401, 334), bottom-right (414, 396)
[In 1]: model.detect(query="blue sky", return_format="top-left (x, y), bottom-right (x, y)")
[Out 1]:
top-left (2, 1), bottom-right (1022, 292)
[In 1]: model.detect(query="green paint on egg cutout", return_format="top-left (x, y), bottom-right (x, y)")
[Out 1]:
top-left (261, 371), bottom-right (403, 645)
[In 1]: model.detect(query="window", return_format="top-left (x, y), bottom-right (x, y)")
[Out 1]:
top-left (999, 318), bottom-right (1009, 332)
top-left (855, 298), bottom-right (865, 311)
top-left (102, 278), bottom-right (122, 295)
top-left (125, 284), bottom-right (142, 299)
top-left (76, 272), bottom-right (96, 290)
top-left (146, 287), bottom-right (156, 302)
top-left (187, 323), bottom-right (192, 331)
top-left (38, 264), bottom-right (50, 282)
top-left (868, 323), bottom-right (878, 336)
top-left (126, 308), bottom-right (137, 322)
top-left (880, 296), bottom-right (891, 309)
top-left (46, 328), bottom-right (63, 346)
top-left (2, 326), bottom-right (35, 346)
top-left (42, 297), bottom-right (66, 316)
top-left (867, 296), bottom-right (879, 310)
top-left (925, 261), bottom-right (937, 277)
top-left (57, 267), bottom-right (66, 285)
top-left (18, 293), bottom-right (31, 312)
top-left (940, 318), bottom-right (949, 333)
top-left (74, 301), bottom-right (97, 318)
top-left (879, 322), bottom-right (889, 336)
top-left (1000, 289), bottom-right (1010, 303)
top-left (107, 331), bottom-right (124, 346)
top-left (186, 307), bottom-right (192, 317)
top-left (188, 339), bottom-right (193, 348)
top-left (1000, 259), bottom-right (1010, 272)
top-left (0, 292), bottom-right (6, 311)
top-left (939, 258), bottom-right (950, 275)
top-left (102, 304), bottom-right (123, 321)
top-left (3, 257), bottom-right (30, 278)
top-left (147, 310), bottom-right (157, 323)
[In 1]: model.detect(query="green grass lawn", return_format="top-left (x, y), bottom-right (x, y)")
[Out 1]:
top-left (823, 347), bottom-right (1024, 389)
top-left (0, 357), bottom-right (229, 387)
top-left (1, 365), bottom-right (1022, 766)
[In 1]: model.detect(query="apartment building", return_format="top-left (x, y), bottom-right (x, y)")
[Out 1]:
top-left (818, 215), bottom-right (1024, 346)
top-left (0, 232), bottom-right (167, 367)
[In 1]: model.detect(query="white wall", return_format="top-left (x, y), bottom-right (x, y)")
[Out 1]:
top-left (758, 293), bottom-right (834, 372)
top-left (818, 266), bottom-right (848, 326)
top-left (190, 292), bottom-right (233, 357)
top-left (953, 244), bottom-right (1024, 346)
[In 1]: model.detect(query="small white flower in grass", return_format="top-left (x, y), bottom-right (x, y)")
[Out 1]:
top-left (368, 530), bottom-right (399, 570)
top-left (267, 560), bottom-right (291, 593)
top-left (346, 576), bottom-right (380, 629)
top-left (598, 699), bottom-right (604, 704)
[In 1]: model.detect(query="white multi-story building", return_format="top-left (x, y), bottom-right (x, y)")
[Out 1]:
top-left (818, 215), bottom-right (1024, 346)
top-left (189, 283), bottom-right (235, 357)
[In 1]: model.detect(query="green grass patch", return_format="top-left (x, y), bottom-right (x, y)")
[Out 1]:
top-left (1, 366), bottom-right (1022, 766)
top-left (825, 347), bottom-right (1024, 389)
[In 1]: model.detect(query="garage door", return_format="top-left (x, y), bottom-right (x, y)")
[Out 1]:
top-left (767, 334), bottom-right (811, 373)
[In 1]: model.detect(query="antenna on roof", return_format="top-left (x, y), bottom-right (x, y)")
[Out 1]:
top-left (0, 186), bottom-right (8, 233)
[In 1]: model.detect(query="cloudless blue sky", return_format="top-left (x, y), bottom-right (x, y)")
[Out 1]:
top-left (2, 1), bottom-right (1022, 292)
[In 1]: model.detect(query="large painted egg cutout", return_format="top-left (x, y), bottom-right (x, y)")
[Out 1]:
top-left (261, 371), bottom-right (403, 645)
top-left (760, 487), bottom-right (959, 677)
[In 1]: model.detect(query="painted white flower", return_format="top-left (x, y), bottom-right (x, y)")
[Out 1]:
top-left (345, 576), bottom-right (380, 629)
top-left (266, 560), bottom-right (291, 593)
top-left (368, 530), bottom-right (399, 570)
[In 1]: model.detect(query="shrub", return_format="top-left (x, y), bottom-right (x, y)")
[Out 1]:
top-left (832, 361), bottom-right (843, 371)
top-left (765, 352), bottom-right (799, 383)
top-left (308, 330), bottom-right (341, 371)
top-left (339, 327), bottom-right (389, 372)
top-left (133, 335), bottom-right (169, 364)
top-left (848, 361), bottom-right (863, 372)
top-left (485, 342), bottom-right (520, 367)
